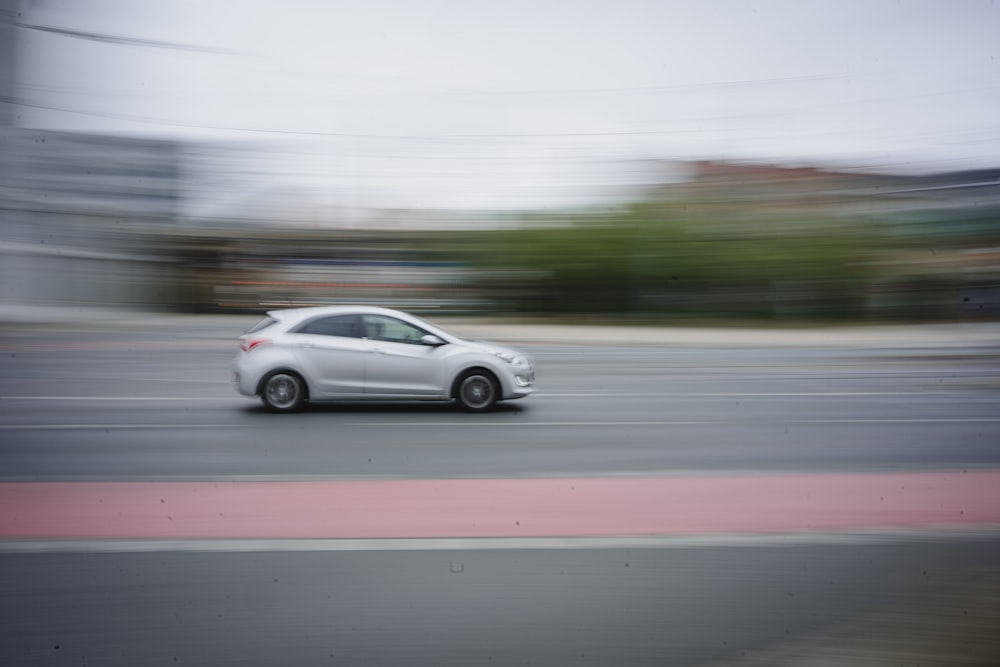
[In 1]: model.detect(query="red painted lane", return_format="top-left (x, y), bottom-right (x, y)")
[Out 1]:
top-left (1, 472), bottom-right (999, 540)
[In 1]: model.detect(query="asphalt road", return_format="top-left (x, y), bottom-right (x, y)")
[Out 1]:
top-left (1, 315), bottom-right (998, 478)
top-left (2, 541), bottom-right (998, 667)
top-left (1, 314), bottom-right (999, 665)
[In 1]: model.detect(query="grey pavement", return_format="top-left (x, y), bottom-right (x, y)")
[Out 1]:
top-left (1, 302), bottom-right (998, 349)
top-left (441, 320), bottom-right (1000, 350)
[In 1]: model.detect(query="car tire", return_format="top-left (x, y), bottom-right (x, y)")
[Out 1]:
top-left (261, 372), bottom-right (305, 413)
top-left (455, 370), bottom-right (499, 412)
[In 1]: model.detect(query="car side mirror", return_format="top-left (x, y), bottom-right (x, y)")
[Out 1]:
top-left (420, 334), bottom-right (446, 347)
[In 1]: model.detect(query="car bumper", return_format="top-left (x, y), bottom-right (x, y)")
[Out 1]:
top-left (502, 367), bottom-right (535, 400)
top-left (232, 370), bottom-right (259, 397)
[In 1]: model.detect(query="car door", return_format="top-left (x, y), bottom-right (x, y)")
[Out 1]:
top-left (290, 314), bottom-right (367, 397)
top-left (360, 314), bottom-right (446, 397)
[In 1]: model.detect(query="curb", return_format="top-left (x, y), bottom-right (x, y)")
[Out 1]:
top-left (2, 305), bottom-right (998, 349)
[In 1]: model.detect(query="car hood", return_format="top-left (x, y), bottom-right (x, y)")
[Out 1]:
top-left (457, 338), bottom-right (525, 358)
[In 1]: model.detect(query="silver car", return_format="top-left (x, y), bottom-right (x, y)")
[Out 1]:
top-left (233, 305), bottom-right (535, 412)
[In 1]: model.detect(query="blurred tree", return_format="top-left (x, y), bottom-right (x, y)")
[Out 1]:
top-left (466, 199), bottom-right (879, 320)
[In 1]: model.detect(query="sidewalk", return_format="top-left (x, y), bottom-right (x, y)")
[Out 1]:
top-left (2, 303), bottom-right (998, 349)
top-left (442, 320), bottom-right (1000, 349)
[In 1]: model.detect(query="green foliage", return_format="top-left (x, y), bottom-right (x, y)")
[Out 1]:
top-left (463, 199), bottom-right (880, 318)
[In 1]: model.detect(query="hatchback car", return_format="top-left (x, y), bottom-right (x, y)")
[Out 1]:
top-left (233, 305), bottom-right (535, 412)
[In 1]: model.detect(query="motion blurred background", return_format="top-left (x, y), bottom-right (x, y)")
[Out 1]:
top-left (2, 0), bottom-right (998, 322)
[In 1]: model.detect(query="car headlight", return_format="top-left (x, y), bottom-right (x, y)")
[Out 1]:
top-left (493, 350), bottom-right (527, 366)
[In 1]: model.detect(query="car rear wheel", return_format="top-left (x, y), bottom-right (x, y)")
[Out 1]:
top-left (261, 372), bottom-right (305, 412)
top-left (455, 371), bottom-right (498, 412)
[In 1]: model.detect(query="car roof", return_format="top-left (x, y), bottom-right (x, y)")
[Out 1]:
top-left (266, 305), bottom-right (416, 323)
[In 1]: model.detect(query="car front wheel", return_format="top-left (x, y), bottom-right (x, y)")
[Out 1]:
top-left (455, 370), bottom-right (499, 412)
top-left (261, 372), bottom-right (305, 412)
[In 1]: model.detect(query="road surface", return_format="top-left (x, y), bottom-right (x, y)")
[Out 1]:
top-left (1, 314), bottom-right (998, 665)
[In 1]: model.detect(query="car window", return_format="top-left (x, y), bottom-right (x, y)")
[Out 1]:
top-left (362, 315), bottom-right (427, 345)
top-left (295, 314), bottom-right (360, 338)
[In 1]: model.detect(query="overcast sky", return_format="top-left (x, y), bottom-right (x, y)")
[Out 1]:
top-left (14, 0), bottom-right (1000, 209)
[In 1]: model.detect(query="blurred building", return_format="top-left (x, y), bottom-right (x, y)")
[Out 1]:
top-left (648, 160), bottom-right (1000, 318)
top-left (0, 0), bottom-right (14, 128)
top-left (1, 2), bottom-right (185, 309)
top-left (0, 129), bottom-right (184, 308)
top-left (653, 159), bottom-right (1000, 223)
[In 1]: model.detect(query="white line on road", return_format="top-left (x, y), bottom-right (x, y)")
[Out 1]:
top-left (540, 391), bottom-right (978, 397)
top-left (2, 527), bottom-right (999, 554)
top-left (0, 424), bottom-right (244, 430)
top-left (345, 419), bottom-right (1000, 426)
top-left (150, 378), bottom-right (233, 383)
top-left (3, 391), bottom-right (991, 401)
top-left (0, 396), bottom-right (236, 401)
top-left (2, 418), bottom-right (999, 430)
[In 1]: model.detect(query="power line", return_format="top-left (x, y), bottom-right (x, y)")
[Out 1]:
top-left (17, 21), bottom-right (237, 54)
top-left (11, 97), bottom-right (698, 141)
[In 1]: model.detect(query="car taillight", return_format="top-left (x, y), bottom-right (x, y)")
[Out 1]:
top-left (240, 337), bottom-right (271, 352)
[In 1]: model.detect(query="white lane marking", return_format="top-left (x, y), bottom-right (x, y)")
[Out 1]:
top-left (0, 470), bottom-right (820, 482)
top-left (3, 527), bottom-right (999, 553)
top-left (345, 420), bottom-right (1000, 427)
top-left (3, 390), bottom-right (992, 401)
top-left (150, 379), bottom-right (232, 384)
top-left (5, 418), bottom-right (1000, 431)
top-left (540, 391), bottom-right (982, 397)
top-left (0, 424), bottom-right (244, 430)
top-left (0, 396), bottom-right (236, 401)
